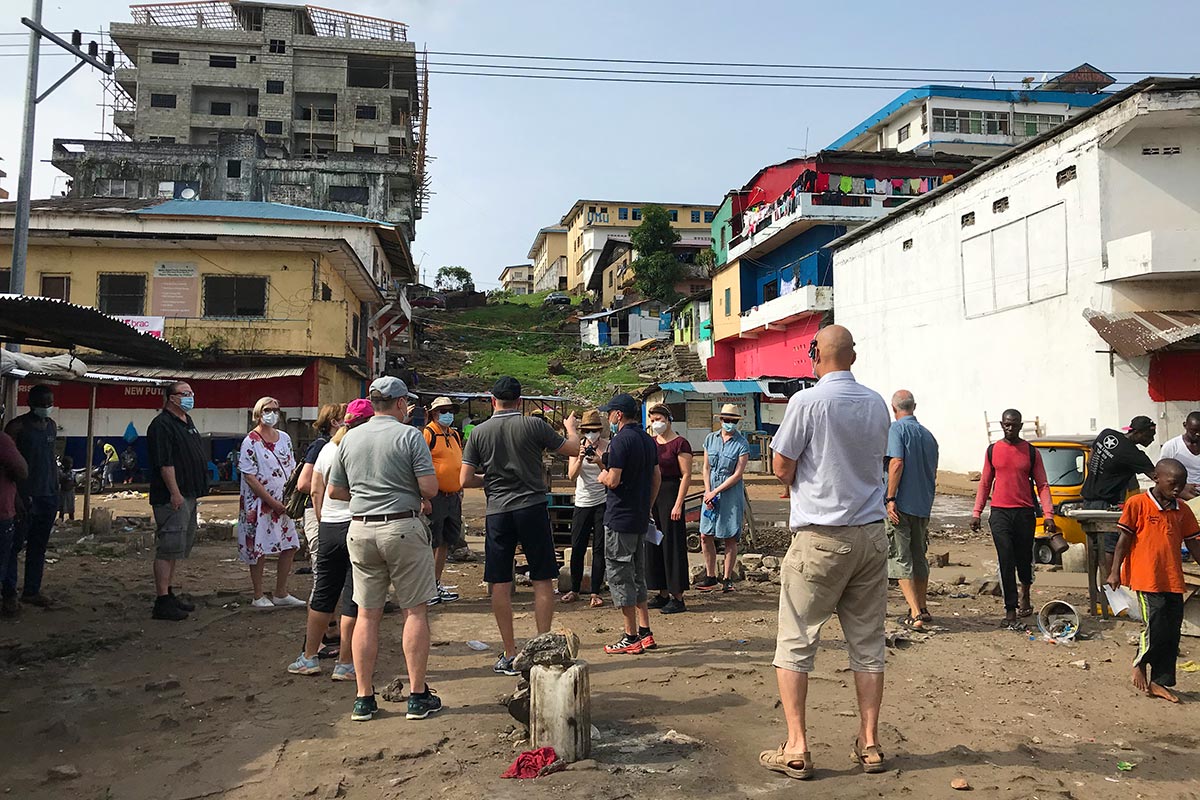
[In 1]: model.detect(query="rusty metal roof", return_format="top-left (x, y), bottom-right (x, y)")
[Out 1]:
top-left (0, 295), bottom-right (183, 366)
top-left (1083, 308), bottom-right (1200, 359)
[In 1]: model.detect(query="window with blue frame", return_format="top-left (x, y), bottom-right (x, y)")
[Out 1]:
top-left (618, 207), bottom-right (628, 220)
top-left (632, 208), bottom-right (642, 221)
top-left (704, 211), bottom-right (714, 223)
top-left (669, 209), bottom-right (678, 222)
top-left (691, 210), bottom-right (701, 223)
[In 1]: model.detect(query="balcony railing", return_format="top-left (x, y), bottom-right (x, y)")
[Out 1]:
top-left (740, 285), bottom-right (833, 336)
top-left (729, 192), bottom-right (912, 261)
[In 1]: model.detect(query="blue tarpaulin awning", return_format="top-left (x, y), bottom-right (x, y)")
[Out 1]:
top-left (658, 380), bottom-right (788, 398)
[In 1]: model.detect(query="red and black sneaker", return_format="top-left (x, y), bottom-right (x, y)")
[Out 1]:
top-left (639, 632), bottom-right (657, 651)
top-left (695, 576), bottom-right (720, 592)
top-left (604, 635), bottom-right (645, 655)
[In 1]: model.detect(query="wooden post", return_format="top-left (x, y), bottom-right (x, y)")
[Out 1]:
top-left (530, 660), bottom-right (591, 762)
top-left (81, 383), bottom-right (96, 535)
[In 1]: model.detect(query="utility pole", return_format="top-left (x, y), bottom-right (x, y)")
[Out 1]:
top-left (9, 1), bottom-right (114, 296)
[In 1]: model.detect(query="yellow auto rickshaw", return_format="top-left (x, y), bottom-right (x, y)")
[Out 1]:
top-left (1029, 435), bottom-right (1140, 564)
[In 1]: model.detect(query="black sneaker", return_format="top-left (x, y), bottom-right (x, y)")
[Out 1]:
top-left (695, 576), bottom-right (719, 592)
top-left (1, 596), bottom-right (19, 618)
top-left (647, 595), bottom-right (669, 610)
top-left (152, 596), bottom-right (189, 621)
top-left (168, 589), bottom-right (195, 613)
top-left (406, 686), bottom-right (443, 720)
top-left (722, 579), bottom-right (736, 593)
top-left (661, 598), bottom-right (687, 614)
top-left (351, 694), bottom-right (378, 722)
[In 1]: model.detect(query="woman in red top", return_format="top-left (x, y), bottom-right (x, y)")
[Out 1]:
top-left (647, 405), bottom-right (693, 614)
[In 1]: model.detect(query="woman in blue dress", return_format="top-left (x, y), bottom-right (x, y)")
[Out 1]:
top-left (697, 403), bottom-right (751, 593)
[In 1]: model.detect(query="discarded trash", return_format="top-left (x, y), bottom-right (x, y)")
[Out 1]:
top-left (1117, 761), bottom-right (1136, 772)
top-left (1038, 600), bottom-right (1080, 642)
top-left (590, 725), bottom-right (601, 740)
top-left (466, 640), bottom-right (490, 651)
top-left (1068, 659), bottom-right (1089, 670)
top-left (1180, 660), bottom-right (1200, 673)
top-left (734, 651), bottom-right (749, 656)
top-left (709, 617), bottom-right (724, 623)
top-left (950, 777), bottom-right (972, 790)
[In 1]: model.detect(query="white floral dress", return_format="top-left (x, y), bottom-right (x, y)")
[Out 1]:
top-left (237, 429), bottom-right (299, 564)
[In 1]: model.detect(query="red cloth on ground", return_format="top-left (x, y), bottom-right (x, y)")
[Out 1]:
top-left (502, 746), bottom-right (559, 779)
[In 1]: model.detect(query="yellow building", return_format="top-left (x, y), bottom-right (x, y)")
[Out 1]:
top-left (498, 264), bottom-right (534, 295)
top-left (528, 226), bottom-right (568, 292)
top-left (0, 197), bottom-right (414, 426)
top-left (558, 200), bottom-right (719, 294)
top-left (710, 258), bottom-right (743, 344)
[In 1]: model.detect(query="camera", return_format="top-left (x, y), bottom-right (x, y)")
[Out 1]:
top-left (583, 443), bottom-right (597, 459)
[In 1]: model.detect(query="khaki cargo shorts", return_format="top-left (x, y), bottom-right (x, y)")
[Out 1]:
top-left (773, 522), bottom-right (888, 674)
top-left (347, 517), bottom-right (436, 610)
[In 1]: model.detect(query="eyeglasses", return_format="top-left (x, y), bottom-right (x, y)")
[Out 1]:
top-left (171, 391), bottom-right (194, 397)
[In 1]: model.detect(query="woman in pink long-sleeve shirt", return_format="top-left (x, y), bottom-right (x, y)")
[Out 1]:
top-left (970, 410), bottom-right (1056, 626)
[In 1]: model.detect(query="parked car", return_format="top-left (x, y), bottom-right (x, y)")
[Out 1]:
top-left (411, 293), bottom-right (446, 310)
top-left (543, 292), bottom-right (572, 306)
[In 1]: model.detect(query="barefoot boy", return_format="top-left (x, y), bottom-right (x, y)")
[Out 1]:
top-left (1107, 458), bottom-right (1200, 702)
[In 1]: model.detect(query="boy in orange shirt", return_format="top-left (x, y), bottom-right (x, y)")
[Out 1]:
top-left (1107, 458), bottom-right (1200, 703)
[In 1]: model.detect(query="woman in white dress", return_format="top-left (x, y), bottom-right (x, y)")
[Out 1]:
top-left (238, 396), bottom-right (304, 609)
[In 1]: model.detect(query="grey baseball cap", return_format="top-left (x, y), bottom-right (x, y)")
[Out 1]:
top-left (369, 375), bottom-right (411, 401)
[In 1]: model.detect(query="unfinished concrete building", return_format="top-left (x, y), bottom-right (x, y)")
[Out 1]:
top-left (51, 1), bottom-right (429, 242)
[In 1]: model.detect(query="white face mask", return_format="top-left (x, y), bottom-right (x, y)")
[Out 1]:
top-left (261, 411), bottom-right (280, 427)
top-left (650, 420), bottom-right (669, 435)
top-left (584, 431), bottom-right (601, 443)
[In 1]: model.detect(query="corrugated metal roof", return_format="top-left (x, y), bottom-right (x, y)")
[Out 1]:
top-left (659, 380), bottom-right (787, 398)
top-left (96, 364), bottom-right (307, 381)
top-left (138, 200), bottom-right (388, 226)
top-left (6, 368), bottom-right (173, 387)
top-left (0, 295), bottom-right (182, 366)
top-left (1084, 308), bottom-right (1200, 359)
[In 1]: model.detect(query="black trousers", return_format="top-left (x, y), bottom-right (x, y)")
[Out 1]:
top-left (648, 477), bottom-right (690, 596)
top-left (989, 507), bottom-right (1036, 611)
top-left (569, 503), bottom-right (605, 594)
top-left (1135, 591), bottom-right (1184, 687)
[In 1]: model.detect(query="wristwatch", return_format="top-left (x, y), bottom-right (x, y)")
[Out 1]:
top-left (886, 497), bottom-right (897, 503)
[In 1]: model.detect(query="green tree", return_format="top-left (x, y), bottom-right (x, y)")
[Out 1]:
top-left (435, 265), bottom-right (474, 292)
top-left (629, 204), bottom-right (682, 303)
top-left (695, 247), bottom-right (717, 276)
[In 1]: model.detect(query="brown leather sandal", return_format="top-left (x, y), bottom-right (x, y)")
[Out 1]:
top-left (759, 746), bottom-right (814, 780)
top-left (850, 739), bottom-right (886, 773)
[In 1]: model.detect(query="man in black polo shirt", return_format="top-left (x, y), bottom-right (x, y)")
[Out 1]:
top-left (147, 381), bottom-right (209, 621)
top-left (1081, 415), bottom-right (1157, 577)
top-left (597, 393), bottom-right (661, 655)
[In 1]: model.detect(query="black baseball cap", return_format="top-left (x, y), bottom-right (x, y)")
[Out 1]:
top-left (492, 376), bottom-right (522, 401)
top-left (599, 393), bottom-right (639, 417)
top-left (1126, 415), bottom-right (1157, 432)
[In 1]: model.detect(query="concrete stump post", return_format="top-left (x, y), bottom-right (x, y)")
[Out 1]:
top-left (530, 660), bottom-right (591, 762)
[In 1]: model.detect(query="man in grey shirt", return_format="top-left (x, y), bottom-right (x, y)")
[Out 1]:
top-left (460, 376), bottom-right (580, 675)
top-left (328, 376), bottom-right (441, 724)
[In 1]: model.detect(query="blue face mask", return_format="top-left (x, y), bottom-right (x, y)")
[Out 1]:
top-left (33, 406), bottom-right (53, 419)
top-left (722, 421), bottom-right (737, 433)
top-left (609, 421), bottom-right (619, 434)
top-left (180, 396), bottom-right (195, 412)
top-left (438, 412), bottom-right (455, 426)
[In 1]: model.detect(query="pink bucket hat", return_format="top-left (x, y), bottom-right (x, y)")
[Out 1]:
top-left (344, 398), bottom-right (374, 425)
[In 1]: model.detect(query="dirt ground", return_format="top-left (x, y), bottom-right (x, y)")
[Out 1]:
top-left (2, 477), bottom-right (1200, 799)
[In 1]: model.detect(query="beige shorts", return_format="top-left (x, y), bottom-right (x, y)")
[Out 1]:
top-left (347, 517), bottom-right (436, 610)
top-left (774, 522), bottom-right (888, 674)
top-left (303, 508), bottom-right (320, 550)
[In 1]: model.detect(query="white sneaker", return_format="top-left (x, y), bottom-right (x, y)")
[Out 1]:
top-left (272, 594), bottom-right (307, 608)
top-left (250, 596), bottom-right (275, 610)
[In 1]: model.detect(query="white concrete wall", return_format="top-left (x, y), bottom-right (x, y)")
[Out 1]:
top-left (833, 88), bottom-right (1200, 473)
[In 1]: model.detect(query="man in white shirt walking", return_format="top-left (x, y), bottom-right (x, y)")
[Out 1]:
top-left (760, 325), bottom-right (891, 782)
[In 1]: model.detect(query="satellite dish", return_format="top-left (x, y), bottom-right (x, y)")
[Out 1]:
top-left (180, 187), bottom-right (197, 200)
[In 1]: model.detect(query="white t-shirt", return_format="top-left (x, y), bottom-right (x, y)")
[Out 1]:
top-left (313, 441), bottom-right (352, 524)
top-left (1160, 435), bottom-right (1200, 484)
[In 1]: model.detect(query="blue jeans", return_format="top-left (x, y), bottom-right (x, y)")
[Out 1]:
top-left (3, 495), bottom-right (57, 598)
